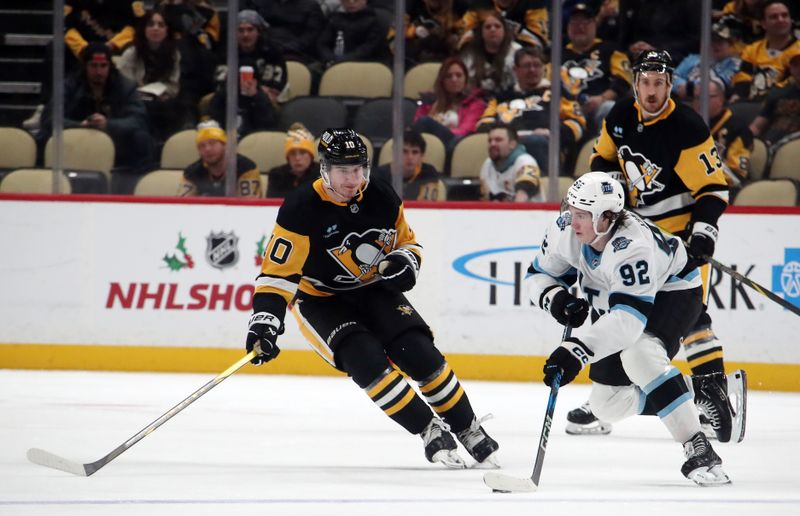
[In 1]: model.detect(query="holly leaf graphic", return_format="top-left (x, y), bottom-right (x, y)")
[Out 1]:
top-left (163, 254), bottom-right (185, 271)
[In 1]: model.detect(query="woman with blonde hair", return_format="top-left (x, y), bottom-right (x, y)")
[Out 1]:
top-left (412, 56), bottom-right (487, 149)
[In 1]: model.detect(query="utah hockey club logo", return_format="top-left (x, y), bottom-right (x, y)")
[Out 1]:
top-left (328, 228), bottom-right (395, 284)
top-left (205, 231), bottom-right (240, 269)
top-left (618, 145), bottom-right (665, 206)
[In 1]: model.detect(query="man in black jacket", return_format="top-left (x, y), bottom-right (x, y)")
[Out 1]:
top-left (38, 42), bottom-right (154, 188)
top-left (316, 0), bottom-right (389, 67)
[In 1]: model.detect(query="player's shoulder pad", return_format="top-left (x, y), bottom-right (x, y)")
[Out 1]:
top-left (604, 96), bottom-right (636, 125)
top-left (670, 102), bottom-right (713, 146)
top-left (366, 175), bottom-right (403, 207)
top-left (276, 182), bottom-right (319, 233)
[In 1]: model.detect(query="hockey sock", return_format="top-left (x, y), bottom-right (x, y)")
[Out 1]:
top-left (364, 367), bottom-right (432, 435)
top-left (385, 330), bottom-right (475, 433)
top-left (641, 367), bottom-right (698, 442)
top-left (418, 362), bottom-right (474, 433)
top-left (337, 332), bottom-right (432, 435)
top-left (683, 325), bottom-right (724, 375)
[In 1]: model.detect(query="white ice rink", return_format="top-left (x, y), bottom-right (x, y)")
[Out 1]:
top-left (2, 369), bottom-right (799, 516)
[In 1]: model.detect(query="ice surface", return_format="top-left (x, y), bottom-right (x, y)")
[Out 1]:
top-left (2, 370), bottom-right (799, 515)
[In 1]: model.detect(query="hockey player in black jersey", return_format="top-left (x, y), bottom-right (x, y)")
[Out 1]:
top-left (566, 50), bottom-right (747, 445)
top-left (244, 128), bottom-right (499, 468)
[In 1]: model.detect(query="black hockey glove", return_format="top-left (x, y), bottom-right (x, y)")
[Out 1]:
top-left (378, 249), bottom-right (419, 293)
top-left (685, 221), bottom-right (718, 271)
top-left (543, 338), bottom-right (594, 387)
top-left (245, 312), bottom-right (282, 366)
top-left (546, 289), bottom-right (590, 328)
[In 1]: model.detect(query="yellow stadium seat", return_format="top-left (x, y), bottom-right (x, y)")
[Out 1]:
top-left (133, 169), bottom-right (183, 196)
top-left (161, 129), bottom-right (198, 170)
top-left (44, 128), bottom-right (114, 179)
top-left (0, 127), bottom-right (36, 169)
top-left (449, 133), bottom-right (488, 178)
top-left (733, 179), bottom-right (798, 206)
top-left (319, 62), bottom-right (393, 98)
top-left (0, 168), bottom-right (71, 193)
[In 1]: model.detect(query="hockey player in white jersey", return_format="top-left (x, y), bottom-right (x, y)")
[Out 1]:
top-left (526, 172), bottom-right (733, 485)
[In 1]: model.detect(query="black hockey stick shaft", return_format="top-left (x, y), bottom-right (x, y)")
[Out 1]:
top-left (530, 324), bottom-right (571, 486)
top-left (28, 350), bottom-right (257, 476)
top-left (704, 255), bottom-right (800, 317)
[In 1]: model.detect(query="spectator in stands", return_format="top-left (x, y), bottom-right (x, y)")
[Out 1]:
top-left (391, 0), bottom-right (468, 65)
top-left (316, 0), bottom-right (389, 68)
top-left (478, 123), bottom-right (541, 202)
top-left (563, 2), bottom-right (632, 131)
top-left (373, 128), bottom-right (445, 201)
top-left (459, 0), bottom-right (549, 50)
top-left (244, 0), bottom-right (325, 64)
top-left (749, 49), bottom-right (800, 144)
top-left (617, 0), bottom-right (701, 65)
top-left (461, 13), bottom-right (521, 93)
top-left (477, 46), bottom-right (586, 176)
top-left (266, 123), bottom-right (320, 197)
top-left (412, 57), bottom-right (487, 150)
top-left (716, 0), bottom-right (766, 46)
top-left (694, 78), bottom-right (754, 189)
top-left (209, 10), bottom-right (282, 137)
top-left (38, 42), bottom-right (154, 191)
top-left (180, 121), bottom-right (263, 197)
top-left (673, 17), bottom-right (742, 101)
top-left (118, 8), bottom-right (188, 143)
top-left (158, 0), bottom-right (220, 117)
top-left (732, 1), bottom-right (799, 102)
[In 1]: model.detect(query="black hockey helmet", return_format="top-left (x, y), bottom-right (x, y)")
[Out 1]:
top-left (318, 127), bottom-right (371, 187)
top-left (318, 128), bottom-right (369, 167)
top-left (632, 50), bottom-right (674, 80)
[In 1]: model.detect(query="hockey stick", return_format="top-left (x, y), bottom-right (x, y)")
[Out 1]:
top-left (483, 325), bottom-right (572, 493)
top-left (704, 255), bottom-right (800, 317)
top-left (27, 350), bottom-right (257, 476)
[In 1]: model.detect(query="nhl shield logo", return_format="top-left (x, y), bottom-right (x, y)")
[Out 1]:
top-left (206, 231), bottom-right (240, 269)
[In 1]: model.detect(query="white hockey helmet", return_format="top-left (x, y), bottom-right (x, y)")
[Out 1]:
top-left (565, 172), bottom-right (625, 239)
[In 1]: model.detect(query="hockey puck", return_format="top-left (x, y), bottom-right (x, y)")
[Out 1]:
top-left (492, 489), bottom-right (511, 494)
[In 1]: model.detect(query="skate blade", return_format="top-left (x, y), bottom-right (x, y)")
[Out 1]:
top-left (431, 449), bottom-right (466, 469)
top-left (470, 451), bottom-right (501, 469)
top-left (565, 422), bottom-right (612, 436)
top-left (688, 465), bottom-right (731, 486)
top-left (730, 370), bottom-right (747, 444)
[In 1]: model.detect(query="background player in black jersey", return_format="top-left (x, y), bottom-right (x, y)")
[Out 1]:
top-left (244, 128), bottom-right (499, 468)
top-left (567, 50), bottom-right (746, 445)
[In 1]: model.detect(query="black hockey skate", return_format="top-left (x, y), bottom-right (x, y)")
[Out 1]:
top-left (692, 370), bottom-right (747, 443)
top-left (681, 431), bottom-right (731, 486)
top-left (455, 414), bottom-right (500, 467)
top-left (565, 402), bottom-right (612, 435)
top-left (420, 417), bottom-right (465, 469)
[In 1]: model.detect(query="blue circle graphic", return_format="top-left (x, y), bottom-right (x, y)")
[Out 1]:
top-left (452, 246), bottom-right (539, 286)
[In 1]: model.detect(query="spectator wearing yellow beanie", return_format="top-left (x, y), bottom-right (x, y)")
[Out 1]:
top-left (267, 123), bottom-right (321, 197)
top-left (179, 121), bottom-right (262, 197)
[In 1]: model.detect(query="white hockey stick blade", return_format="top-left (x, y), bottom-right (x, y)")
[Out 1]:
top-left (27, 448), bottom-right (89, 476)
top-left (483, 471), bottom-right (538, 493)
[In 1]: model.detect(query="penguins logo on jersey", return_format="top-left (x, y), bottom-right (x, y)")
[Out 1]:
top-left (328, 228), bottom-right (396, 284)
top-left (563, 55), bottom-right (603, 94)
top-left (618, 145), bottom-right (665, 206)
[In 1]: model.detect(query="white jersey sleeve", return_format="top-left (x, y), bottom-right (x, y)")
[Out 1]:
top-left (525, 213), bottom-right (578, 310)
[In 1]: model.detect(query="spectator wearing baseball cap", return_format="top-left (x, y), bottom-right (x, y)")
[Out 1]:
top-left (749, 48), bottom-right (800, 144)
top-left (672, 17), bottom-right (742, 100)
top-left (179, 121), bottom-right (263, 197)
top-left (266, 123), bottom-right (320, 198)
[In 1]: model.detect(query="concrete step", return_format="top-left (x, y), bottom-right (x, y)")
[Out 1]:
top-left (3, 34), bottom-right (53, 46)
top-left (0, 82), bottom-right (41, 94)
